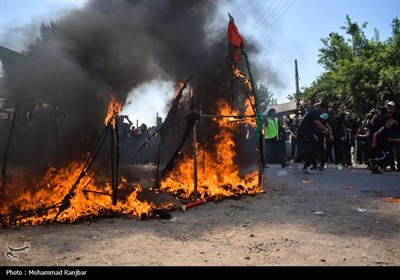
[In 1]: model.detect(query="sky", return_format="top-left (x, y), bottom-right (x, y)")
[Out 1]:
top-left (1, 0), bottom-right (399, 126)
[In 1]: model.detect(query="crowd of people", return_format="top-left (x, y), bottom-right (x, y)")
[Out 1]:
top-left (109, 99), bottom-right (400, 174)
top-left (117, 115), bottom-right (163, 164)
top-left (3, 97), bottom-right (399, 174)
top-left (263, 100), bottom-right (400, 174)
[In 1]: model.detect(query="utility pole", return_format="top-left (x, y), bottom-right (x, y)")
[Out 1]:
top-left (294, 59), bottom-right (300, 97)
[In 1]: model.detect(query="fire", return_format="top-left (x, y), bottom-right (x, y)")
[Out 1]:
top-left (160, 99), bottom-right (263, 199)
top-left (175, 82), bottom-right (184, 97)
top-left (244, 98), bottom-right (256, 126)
top-left (0, 96), bottom-right (154, 228)
top-left (233, 66), bottom-right (252, 90)
top-left (0, 162), bottom-right (156, 227)
top-left (0, 85), bottom-right (263, 227)
top-left (383, 197), bottom-right (400, 203)
top-left (104, 95), bottom-right (122, 127)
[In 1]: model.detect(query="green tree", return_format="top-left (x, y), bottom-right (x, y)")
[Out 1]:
top-left (304, 16), bottom-right (400, 117)
top-left (255, 83), bottom-right (277, 113)
top-left (27, 20), bottom-right (60, 55)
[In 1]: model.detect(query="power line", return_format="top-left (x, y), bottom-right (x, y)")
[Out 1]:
top-left (251, 0), bottom-right (296, 43)
top-left (248, 0), bottom-right (279, 40)
top-left (252, 0), bottom-right (294, 43)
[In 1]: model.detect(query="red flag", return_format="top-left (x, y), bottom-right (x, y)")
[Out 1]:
top-left (227, 14), bottom-right (245, 65)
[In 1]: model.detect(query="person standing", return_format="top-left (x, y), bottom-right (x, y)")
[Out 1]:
top-left (367, 108), bottom-right (383, 168)
top-left (289, 114), bottom-right (301, 160)
top-left (290, 102), bottom-right (330, 173)
top-left (263, 108), bottom-right (289, 168)
top-left (341, 112), bottom-right (353, 167)
top-left (311, 112), bottom-right (332, 171)
top-left (384, 101), bottom-right (400, 171)
top-left (355, 114), bottom-right (369, 165)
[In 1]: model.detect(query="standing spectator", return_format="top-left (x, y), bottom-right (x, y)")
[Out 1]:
top-left (284, 114), bottom-right (294, 128)
top-left (325, 108), bottom-right (337, 165)
top-left (347, 111), bottom-right (359, 166)
top-left (290, 102), bottom-right (330, 173)
top-left (311, 112), bottom-right (332, 171)
top-left (289, 114), bottom-right (301, 159)
top-left (367, 108), bottom-right (383, 167)
top-left (263, 108), bottom-right (289, 168)
top-left (118, 115), bottom-right (133, 143)
top-left (384, 101), bottom-right (400, 171)
top-left (341, 112), bottom-right (352, 167)
top-left (331, 111), bottom-right (347, 170)
top-left (355, 114), bottom-right (369, 165)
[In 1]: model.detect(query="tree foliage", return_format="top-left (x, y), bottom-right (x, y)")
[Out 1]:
top-left (303, 16), bottom-right (400, 117)
top-left (27, 20), bottom-right (60, 55)
top-left (255, 83), bottom-right (277, 113)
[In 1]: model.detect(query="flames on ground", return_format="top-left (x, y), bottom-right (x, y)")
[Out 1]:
top-left (0, 163), bottom-right (157, 227)
top-left (0, 1), bottom-right (270, 228)
top-left (161, 99), bottom-right (262, 199)
top-left (0, 98), bottom-right (161, 227)
top-left (0, 92), bottom-right (263, 228)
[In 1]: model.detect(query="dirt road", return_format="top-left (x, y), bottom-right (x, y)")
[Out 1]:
top-left (1, 164), bottom-right (399, 267)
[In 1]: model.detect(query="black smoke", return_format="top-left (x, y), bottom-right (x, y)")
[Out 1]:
top-left (1, 0), bottom-right (264, 176)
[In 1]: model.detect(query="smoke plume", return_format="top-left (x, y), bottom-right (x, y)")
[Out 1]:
top-left (2, 0), bottom-right (264, 174)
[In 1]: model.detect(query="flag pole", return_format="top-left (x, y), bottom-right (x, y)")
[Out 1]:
top-left (241, 46), bottom-right (265, 188)
top-left (227, 13), bottom-right (264, 187)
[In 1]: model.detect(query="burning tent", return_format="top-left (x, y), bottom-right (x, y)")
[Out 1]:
top-left (0, 1), bottom-right (268, 228)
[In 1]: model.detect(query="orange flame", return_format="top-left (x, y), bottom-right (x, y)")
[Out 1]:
top-left (175, 82), bottom-right (184, 97)
top-left (0, 85), bottom-right (262, 227)
top-left (160, 99), bottom-right (263, 199)
top-left (233, 67), bottom-right (252, 90)
top-left (0, 162), bottom-right (157, 227)
top-left (383, 197), bottom-right (400, 203)
top-left (104, 96), bottom-right (122, 128)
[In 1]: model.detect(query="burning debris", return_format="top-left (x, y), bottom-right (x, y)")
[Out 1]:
top-left (1, 1), bottom-right (267, 228)
top-left (0, 97), bottom-right (176, 228)
top-left (160, 99), bottom-right (262, 200)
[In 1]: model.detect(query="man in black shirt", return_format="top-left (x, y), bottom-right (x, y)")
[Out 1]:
top-left (370, 114), bottom-right (400, 173)
top-left (291, 102), bottom-right (329, 173)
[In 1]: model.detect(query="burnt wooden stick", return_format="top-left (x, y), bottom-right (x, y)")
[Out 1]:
top-left (164, 174), bottom-right (190, 188)
top-left (1, 106), bottom-right (18, 189)
top-left (154, 146), bottom-right (162, 189)
top-left (192, 121), bottom-right (198, 200)
top-left (0, 201), bottom-right (62, 222)
top-left (162, 112), bottom-right (200, 177)
top-left (198, 107), bottom-right (206, 175)
top-left (54, 191), bottom-right (73, 221)
top-left (131, 129), bottom-right (158, 160)
top-left (53, 102), bottom-right (59, 163)
top-left (190, 80), bottom-right (198, 200)
top-left (82, 189), bottom-right (124, 200)
top-left (154, 77), bottom-right (192, 189)
top-left (113, 116), bottom-right (120, 206)
top-left (53, 126), bottom-right (110, 221)
top-left (216, 63), bottom-right (256, 113)
top-left (86, 125), bottom-right (109, 173)
top-left (110, 122), bottom-right (116, 206)
top-left (200, 114), bottom-right (255, 119)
